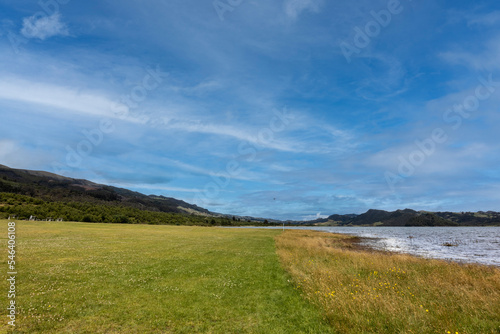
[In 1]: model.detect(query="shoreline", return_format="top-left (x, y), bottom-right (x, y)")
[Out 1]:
top-left (275, 229), bottom-right (500, 333)
top-left (229, 225), bottom-right (500, 267)
top-left (328, 231), bottom-right (500, 269)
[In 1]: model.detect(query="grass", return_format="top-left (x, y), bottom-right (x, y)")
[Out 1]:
top-left (0, 220), bottom-right (333, 333)
top-left (2, 221), bottom-right (499, 333)
top-left (275, 229), bottom-right (500, 334)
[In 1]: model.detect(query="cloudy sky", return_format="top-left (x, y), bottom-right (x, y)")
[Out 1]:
top-left (1, 0), bottom-right (499, 220)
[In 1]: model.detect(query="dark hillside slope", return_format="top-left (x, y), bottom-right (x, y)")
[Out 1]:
top-left (318, 208), bottom-right (498, 227)
top-left (0, 164), bottom-right (209, 215)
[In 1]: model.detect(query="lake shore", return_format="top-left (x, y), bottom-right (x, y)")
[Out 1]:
top-left (230, 225), bottom-right (500, 267)
top-left (276, 229), bottom-right (500, 334)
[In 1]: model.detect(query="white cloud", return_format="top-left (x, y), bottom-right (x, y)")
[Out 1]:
top-left (168, 80), bottom-right (221, 95)
top-left (0, 77), bottom-right (347, 155)
top-left (21, 12), bottom-right (68, 40)
top-left (0, 140), bottom-right (17, 159)
top-left (157, 157), bottom-right (266, 182)
top-left (284, 0), bottom-right (323, 20)
top-left (467, 11), bottom-right (500, 26)
top-left (0, 77), bottom-right (115, 119)
top-left (110, 183), bottom-right (201, 193)
top-left (301, 212), bottom-right (328, 221)
top-left (0, 140), bottom-right (54, 169)
top-left (368, 142), bottom-right (495, 177)
top-left (439, 35), bottom-right (500, 71)
top-left (166, 120), bottom-right (303, 153)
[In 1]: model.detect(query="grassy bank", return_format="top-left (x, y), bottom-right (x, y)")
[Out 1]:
top-left (0, 220), bottom-right (333, 333)
top-left (275, 229), bottom-right (500, 334)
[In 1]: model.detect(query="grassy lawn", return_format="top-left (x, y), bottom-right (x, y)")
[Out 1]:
top-left (276, 229), bottom-right (500, 334)
top-left (2, 221), bottom-right (498, 333)
top-left (0, 220), bottom-right (333, 333)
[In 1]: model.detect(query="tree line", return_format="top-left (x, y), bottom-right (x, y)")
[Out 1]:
top-left (0, 193), bottom-right (257, 226)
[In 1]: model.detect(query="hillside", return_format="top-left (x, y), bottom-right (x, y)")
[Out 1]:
top-left (0, 164), bottom-right (210, 215)
top-left (0, 164), bottom-right (249, 225)
top-left (1, 164), bottom-right (498, 226)
top-left (307, 208), bottom-right (500, 227)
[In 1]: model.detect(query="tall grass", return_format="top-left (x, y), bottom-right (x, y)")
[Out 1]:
top-left (0, 221), bottom-right (333, 333)
top-left (275, 229), bottom-right (500, 334)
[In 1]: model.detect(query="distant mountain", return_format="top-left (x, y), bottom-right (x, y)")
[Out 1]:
top-left (433, 211), bottom-right (500, 226)
top-left (0, 164), bottom-right (209, 216)
top-left (0, 164), bottom-right (277, 225)
top-left (348, 209), bottom-right (456, 226)
top-left (306, 208), bottom-right (500, 227)
top-left (1, 164), bottom-right (499, 227)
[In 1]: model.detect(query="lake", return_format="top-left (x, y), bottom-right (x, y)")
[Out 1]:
top-left (237, 226), bottom-right (500, 266)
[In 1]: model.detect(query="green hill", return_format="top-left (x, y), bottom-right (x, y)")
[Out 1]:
top-left (309, 208), bottom-right (499, 227)
top-left (0, 164), bottom-right (245, 226)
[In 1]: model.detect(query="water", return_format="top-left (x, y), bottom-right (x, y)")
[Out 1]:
top-left (319, 226), bottom-right (500, 267)
top-left (235, 226), bottom-right (500, 266)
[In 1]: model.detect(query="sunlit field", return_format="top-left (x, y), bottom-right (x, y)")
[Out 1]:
top-left (276, 229), bottom-right (500, 334)
top-left (2, 221), bottom-right (499, 333)
top-left (0, 220), bottom-right (333, 333)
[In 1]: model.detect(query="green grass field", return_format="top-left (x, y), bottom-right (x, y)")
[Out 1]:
top-left (0, 220), bottom-right (333, 333)
top-left (2, 220), bottom-right (499, 333)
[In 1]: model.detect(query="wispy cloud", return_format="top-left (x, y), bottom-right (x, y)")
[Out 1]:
top-left (151, 156), bottom-right (267, 183)
top-left (0, 77), bottom-right (114, 119)
top-left (0, 139), bottom-right (55, 169)
top-left (466, 11), bottom-right (500, 26)
top-left (1, 0), bottom-right (499, 219)
top-left (0, 140), bottom-right (17, 161)
top-left (165, 120), bottom-right (303, 153)
top-left (283, 0), bottom-right (323, 20)
top-left (21, 12), bottom-right (69, 40)
top-left (301, 212), bottom-right (328, 221)
top-left (0, 74), bottom-right (354, 157)
top-left (109, 183), bottom-right (201, 194)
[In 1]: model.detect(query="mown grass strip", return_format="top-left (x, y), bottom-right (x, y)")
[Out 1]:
top-left (0, 221), bottom-right (333, 333)
top-left (275, 229), bottom-right (500, 334)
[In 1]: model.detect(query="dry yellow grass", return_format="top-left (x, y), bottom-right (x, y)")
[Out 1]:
top-left (275, 229), bottom-right (500, 334)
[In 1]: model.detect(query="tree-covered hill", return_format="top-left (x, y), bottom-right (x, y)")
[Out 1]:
top-left (0, 164), bottom-right (254, 226)
top-left (307, 208), bottom-right (500, 226)
top-left (0, 164), bottom-right (209, 214)
top-left (2, 164), bottom-right (498, 227)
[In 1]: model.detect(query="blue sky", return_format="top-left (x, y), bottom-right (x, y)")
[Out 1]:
top-left (1, 0), bottom-right (499, 220)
